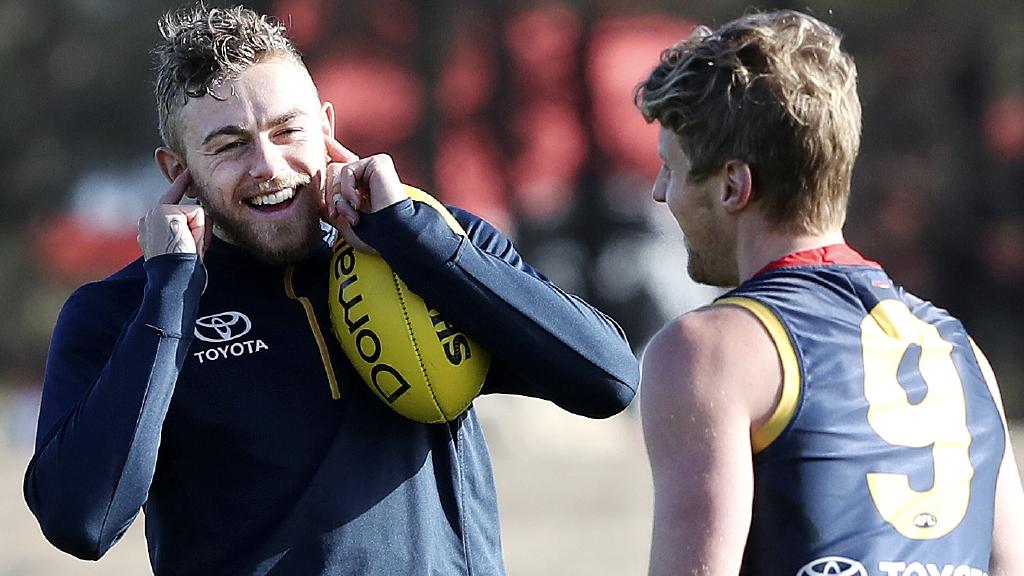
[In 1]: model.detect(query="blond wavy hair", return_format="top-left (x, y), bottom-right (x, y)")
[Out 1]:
top-left (636, 10), bottom-right (861, 234)
top-left (152, 3), bottom-right (305, 153)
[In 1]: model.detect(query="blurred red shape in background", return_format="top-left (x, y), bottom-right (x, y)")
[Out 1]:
top-left (587, 15), bottom-right (697, 181)
top-left (313, 55), bottom-right (424, 153)
top-left (31, 215), bottom-right (140, 286)
top-left (273, 0), bottom-right (333, 50)
top-left (435, 123), bottom-right (510, 230)
top-left (504, 5), bottom-right (582, 94)
top-left (984, 95), bottom-right (1024, 160)
top-left (510, 101), bottom-right (586, 220)
top-left (437, 29), bottom-right (496, 120)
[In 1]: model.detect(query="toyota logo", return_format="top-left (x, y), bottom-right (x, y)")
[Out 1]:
top-left (796, 556), bottom-right (867, 576)
top-left (194, 312), bottom-right (252, 343)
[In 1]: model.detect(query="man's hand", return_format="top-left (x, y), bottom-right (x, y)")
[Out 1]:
top-left (138, 169), bottom-right (211, 260)
top-left (321, 134), bottom-right (409, 253)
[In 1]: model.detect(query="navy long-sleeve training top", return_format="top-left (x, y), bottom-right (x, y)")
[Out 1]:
top-left (24, 197), bottom-right (640, 575)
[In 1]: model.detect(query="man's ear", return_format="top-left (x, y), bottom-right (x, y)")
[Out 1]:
top-left (321, 101), bottom-right (336, 138)
top-left (155, 147), bottom-right (196, 198)
top-left (721, 160), bottom-right (753, 213)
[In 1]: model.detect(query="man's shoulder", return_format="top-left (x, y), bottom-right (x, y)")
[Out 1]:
top-left (653, 303), bottom-right (768, 345)
top-left (447, 205), bottom-right (504, 243)
top-left (75, 256), bottom-right (145, 292)
top-left (44, 259), bottom-right (149, 364)
top-left (63, 258), bottom-right (147, 319)
top-left (642, 304), bottom-right (783, 426)
top-left (644, 305), bottom-right (776, 385)
top-left (444, 204), bottom-right (528, 266)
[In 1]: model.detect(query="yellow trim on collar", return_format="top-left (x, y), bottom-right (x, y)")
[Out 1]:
top-left (285, 266), bottom-right (342, 400)
top-left (716, 296), bottom-right (801, 453)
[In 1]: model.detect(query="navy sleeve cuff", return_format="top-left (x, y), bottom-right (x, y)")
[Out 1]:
top-left (139, 254), bottom-right (206, 338)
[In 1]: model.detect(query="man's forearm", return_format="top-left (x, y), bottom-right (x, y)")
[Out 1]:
top-left (357, 200), bottom-right (639, 417)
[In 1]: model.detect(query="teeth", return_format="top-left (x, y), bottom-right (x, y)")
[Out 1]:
top-left (249, 188), bottom-right (295, 206)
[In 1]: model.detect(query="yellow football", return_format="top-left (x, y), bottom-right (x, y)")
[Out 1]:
top-left (328, 186), bottom-right (491, 423)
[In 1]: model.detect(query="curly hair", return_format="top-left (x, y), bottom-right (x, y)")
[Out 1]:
top-left (636, 10), bottom-right (861, 234)
top-left (153, 3), bottom-right (305, 153)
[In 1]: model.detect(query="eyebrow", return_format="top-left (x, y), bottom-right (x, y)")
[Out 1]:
top-left (202, 125), bottom-right (247, 146)
top-left (200, 109), bottom-right (310, 146)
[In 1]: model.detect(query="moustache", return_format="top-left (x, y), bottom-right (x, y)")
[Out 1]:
top-left (252, 173), bottom-right (312, 195)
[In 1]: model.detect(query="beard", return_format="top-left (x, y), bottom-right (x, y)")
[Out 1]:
top-left (676, 186), bottom-right (740, 288)
top-left (196, 172), bottom-right (324, 266)
top-left (683, 230), bottom-right (739, 288)
top-left (686, 248), bottom-right (738, 287)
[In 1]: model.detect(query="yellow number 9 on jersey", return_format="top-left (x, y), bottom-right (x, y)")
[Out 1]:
top-left (329, 186), bottom-right (491, 423)
top-left (861, 299), bottom-right (973, 539)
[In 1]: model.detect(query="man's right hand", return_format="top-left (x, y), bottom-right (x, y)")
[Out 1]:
top-left (138, 169), bottom-right (211, 260)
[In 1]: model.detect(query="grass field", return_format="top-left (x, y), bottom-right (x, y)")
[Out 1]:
top-left (1, 395), bottom-right (1020, 575)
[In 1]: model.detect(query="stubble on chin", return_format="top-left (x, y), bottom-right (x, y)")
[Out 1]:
top-left (241, 217), bottom-right (322, 265)
top-left (688, 259), bottom-right (738, 288)
top-left (685, 241), bottom-right (740, 288)
top-left (201, 197), bottom-right (323, 266)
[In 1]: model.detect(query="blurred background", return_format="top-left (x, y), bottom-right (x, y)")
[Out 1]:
top-left (1, 0), bottom-right (1022, 574)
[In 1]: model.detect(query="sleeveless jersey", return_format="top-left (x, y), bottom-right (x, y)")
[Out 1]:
top-left (720, 245), bottom-right (1004, 576)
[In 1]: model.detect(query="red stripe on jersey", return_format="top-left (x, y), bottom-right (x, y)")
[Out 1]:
top-left (756, 244), bottom-right (881, 277)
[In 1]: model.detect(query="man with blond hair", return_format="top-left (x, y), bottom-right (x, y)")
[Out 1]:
top-left (636, 10), bottom-right (1024, 576)
top-left (24, 4), bottom-right (638, 574)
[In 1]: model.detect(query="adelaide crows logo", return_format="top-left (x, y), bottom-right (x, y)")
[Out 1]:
top-left (796, 556), bottom-right (867, 576)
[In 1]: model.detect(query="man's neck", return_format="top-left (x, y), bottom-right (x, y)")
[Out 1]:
top-left (735, 219), bottom-right (845, 283)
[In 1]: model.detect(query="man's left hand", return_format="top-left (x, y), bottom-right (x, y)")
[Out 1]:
top-left (322, 134), bottom-right (409, 252)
